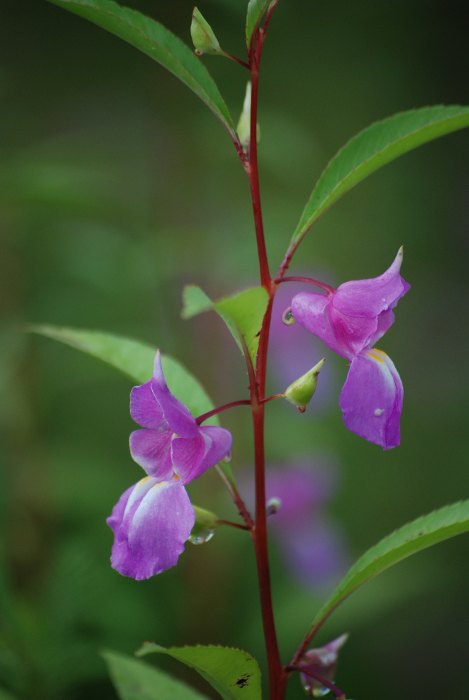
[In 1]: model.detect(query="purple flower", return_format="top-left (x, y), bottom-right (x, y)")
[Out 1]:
top-left (291, 249), bottom-right (410, 449)
top-left (298, 633), bottom-right (348, 697)
top-left (107, 351), bottom-right (232, 580)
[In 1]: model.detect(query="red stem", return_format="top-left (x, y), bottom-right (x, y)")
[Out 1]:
top-left (275, 275), bottom-right (335, 295)
top-left (251, 301), bottom-right (286, 700)
top-left (196, 399), bottom-right (251, 424)
top-left (216, 519), bottom-right (251, 531)
top-left (223, 50), bottom-right (250, 70)
top-left (248, 36), bottom-right (271, 290)
top-left (244, 19), bottom-right (285, 698)
top-left (215, 465), bottom-right (254, 531)
top-left (286, 666), bottom-right (346, 699)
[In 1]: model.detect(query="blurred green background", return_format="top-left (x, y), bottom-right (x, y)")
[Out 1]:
top-left (1, 1), bottom-right (469, 698)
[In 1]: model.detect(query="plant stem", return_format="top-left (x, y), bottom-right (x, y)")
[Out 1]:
top-left (223, 50), bottom-right (250, 70)
top-left (216, 519), bottom-right (251, 531)
top-left (275, 275), bottom-right (336, 295)
top-left (248, 34), bottom-right (271, 290)
top-left (215, 465), bottom-right (254, 530)
top-left (196, 399), bottom-right (251, 424)
top-left (286, 666), bottom-right (346, 699)
top-left (243, 15), bottom-right (286, 698)
top-left (251, 302), bottom-right (287, 700)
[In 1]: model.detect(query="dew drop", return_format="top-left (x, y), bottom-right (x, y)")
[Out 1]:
top-left (223, 450), bottom-right (232, 463)
top-left (374, 408), bottom-right (384, 417)
top-left (282, 307), bottom-right (295, 325)
top-left (311, 685), bottom-right (331, 698)
top-left (189, 530), bottom-right (215, 546)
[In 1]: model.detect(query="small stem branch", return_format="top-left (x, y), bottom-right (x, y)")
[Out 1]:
top-left (196, 399), bottom-right (251, 425)
top-left (275, 276), bottom-right (335, 295)
top-left (215, 465), bottom-right (254, 530)
top-left (277, 240), bottom-right (298, 280)
top-left (286, 666), bottom-right (346, 699)
top-left (261, 393), bottom-right (284, 404)
top-left (216, 519), bottom-right (251, 531)
top-left (223, 50), bottom-right (250, 70)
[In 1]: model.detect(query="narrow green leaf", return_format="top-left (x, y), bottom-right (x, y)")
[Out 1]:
top-left (246, 0), bottom-right (271, 47)
top-left (103, 650), bottom-right (208, 700)
top-left (292, 105), bottom-right (469, 246)
top-left (48, 0), bottom-right (235, 137)
top-left (28, 325), bottom-right (216, 419)
top-left (137, 643), bottom-right (262, 700)
top-left (311, 500), bottom-right (469, 631)
top-left (182, 285), bottom-right (269, 365)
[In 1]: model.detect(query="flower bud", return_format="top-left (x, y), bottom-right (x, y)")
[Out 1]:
top-left (284, 359), bottom-right (325, 413)
top-left (299, 633), bottom-right (348, 697)
top-left (189, 505), bottom-right (219, 545)
top-left (237, 81), bottom-right (261, 148)
top-left (190, 7), bottom-right (223, 56)
top-left (266, 497), bottom-right (282, 516)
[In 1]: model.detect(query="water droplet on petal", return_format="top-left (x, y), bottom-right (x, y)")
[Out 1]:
top-left (312, 686), bottom-right (331, 698)
top-left (374, 408), bottom-right (384, 416)
top-left (189, 530), bottom-right (215, 545)
top-left (282, 307), bottom-right (295, 325)
top-left (223, 450), bottom-right (232, 463)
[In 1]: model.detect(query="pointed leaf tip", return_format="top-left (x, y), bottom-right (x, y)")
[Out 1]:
top-left (292, 105), bottom-right (469, 247)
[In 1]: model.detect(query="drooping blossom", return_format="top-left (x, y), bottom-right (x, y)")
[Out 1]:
top-left (298, 633), bottom-right (348, 697)
top-left (107, 351), bottom-right (232, 580)
top-left (291, 248), bottom-right (410, 449)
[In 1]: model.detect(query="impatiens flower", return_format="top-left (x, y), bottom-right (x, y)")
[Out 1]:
top-left (291, 248), bottom-right (410, 449)
top-left (298, 633), bottom-right (348, 697)
top-left (107, 351), bottom-right (232, 580)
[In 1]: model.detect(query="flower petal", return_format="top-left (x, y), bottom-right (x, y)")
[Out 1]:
top-left (151, 351), bottom-right (198, 438)
top-left (107, 478), bottom-right (195, 580)
top-left (291, 292), bottom-right (347, 358)
top-left (198, 425), bottom-right (232, 473)
top-left (130, 380), bottom-right (165, 429)
top-left (129, 428), bottom-right (174, 479)
top-left (326, 303), bottom-right (381, 358)
top-left (171, 431), bottom-right (208, 484)
top-left (333, 247), bottom-right (410, 319)
top-left (339, 350), bottom-right (403, 449)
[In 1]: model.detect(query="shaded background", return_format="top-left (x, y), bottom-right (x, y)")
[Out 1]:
top-left (1, 0), bottom-right (469, 698)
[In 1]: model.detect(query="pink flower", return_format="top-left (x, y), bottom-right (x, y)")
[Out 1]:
top-left (291, 249), bottom-right (410, 449)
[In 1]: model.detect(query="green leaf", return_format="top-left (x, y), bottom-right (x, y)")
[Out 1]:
top-left (48, 0), bottom-right (235, 137)
top-left (182, 285), bottom-right (269, 365)
top-left (246, 0), bottom-right (270, 47)
top-left (103, 650), bottom-right (208, 700)
top-left (311, 500), bottom-right (469, 632)
top-left (137, 643), bottom-right (262, 700)
top-left (292, 105), bottom-right (469, 246)
top-left (28, 325), bottom-right (216, 419)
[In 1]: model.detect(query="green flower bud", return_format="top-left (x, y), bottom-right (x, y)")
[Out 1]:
top-left (284, 358), bottom-right (325, 413)
top-left (190, 7), bottom-right (223, 56)
top-left (189, 505), bottom-right (219, 545)
top-left (237, 81), bottom-right (261, 148)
